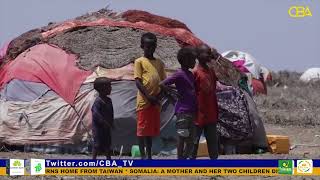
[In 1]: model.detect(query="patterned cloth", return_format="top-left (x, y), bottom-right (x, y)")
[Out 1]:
top-left (216, 88), bottom-right (254, 141)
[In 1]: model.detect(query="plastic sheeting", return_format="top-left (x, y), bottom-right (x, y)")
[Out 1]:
top-left (0, 87), bottom-right (94, 145)
top-left (84, 64), bottom-right (175, 83)
top-left (243, 91), bottom-right (268, 148)
top-left (222, 50), bottom-right (261, 79)
top-left (0, 79), bottom-right (51, 102)
top-left (0, 81), bottom-right (177, 154)
top-left (300, 68), bottom-right (320, 82)
top-left (0, 44), bottom-right (92, 104)
top-left (85, 64), bottom-right (135, 83)
top-left (41, 18), bottom-right (203, 46)
top-left (232, 60), bottom-right (250, 73)
top-left (0, 80), bottom-right (92, 102)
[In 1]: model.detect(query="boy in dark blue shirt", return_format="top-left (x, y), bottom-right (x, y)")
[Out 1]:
top-left (92, 77), bottom-right (114, 159)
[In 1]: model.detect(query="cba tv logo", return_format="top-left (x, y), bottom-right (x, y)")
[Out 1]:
top-left (288, 6), bottom-right (312, 18)
top-left (297, 160), bottom-right (313, 174)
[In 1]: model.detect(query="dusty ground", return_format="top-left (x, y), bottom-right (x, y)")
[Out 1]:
top-left (256, 71), bottom-right (320, 126)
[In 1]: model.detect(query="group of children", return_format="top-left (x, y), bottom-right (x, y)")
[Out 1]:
top-left (91, 32), bottom-right (221, 160)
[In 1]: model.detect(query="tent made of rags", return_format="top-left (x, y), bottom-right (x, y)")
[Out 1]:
top-left (300, 68), bottom-right (320, 82)
top-left (0, 9), bottom-right (265, 153)
top-left (222, 50), bottom-right (270, 95)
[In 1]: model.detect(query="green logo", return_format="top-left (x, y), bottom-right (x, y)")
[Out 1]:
top-left (35, 163), bottom-right (42, 172)
top-left (278, 160), bottom-right (294, 174)
top-left (13, 160), bottom-right (21, 167)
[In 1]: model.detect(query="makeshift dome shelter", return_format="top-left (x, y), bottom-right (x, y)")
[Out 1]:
top-left (0, 9), bottom-right (264, 154)
top-left (222, 50), bottom-right (269, 95)
top-left (300, 68), bottom-right (320, 82)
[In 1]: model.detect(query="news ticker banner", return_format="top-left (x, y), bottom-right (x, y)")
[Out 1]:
top-left (0, 159), bottom-right (319, 176)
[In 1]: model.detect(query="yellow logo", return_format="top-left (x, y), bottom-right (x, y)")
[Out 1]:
top-left (297, 160), bottom-right (313, 174)
top-left (288, 6), bottom-right (312, 18)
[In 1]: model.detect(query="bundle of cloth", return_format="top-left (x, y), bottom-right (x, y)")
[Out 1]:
top-left (217, 87), bottom-right (268, 154)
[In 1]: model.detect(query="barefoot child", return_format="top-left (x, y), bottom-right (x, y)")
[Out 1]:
top-left (160, 47), bottom-right (197, 159)
top-left (92, 77), bottom-right (114, 159)
top-left (191, 44), bottom-right (220, 159)
top-left (134, 33), bottom-right (166, 159)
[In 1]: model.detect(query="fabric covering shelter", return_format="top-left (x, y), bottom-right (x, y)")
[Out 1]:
top-left (217, 88), bottom-right (253, 141)
top-left (222, 50), bottom-right (261, 79)
top-left (300, 68), bottom-right (320, 82)
top-left (217, 87), bottom-right (267, 150)
top-left (0, 79), bottom-right (52, 102)
top-left (0, 44), bottom-right (91, 104)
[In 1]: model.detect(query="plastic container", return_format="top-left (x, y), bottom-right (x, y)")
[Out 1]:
top-left (131, 145), bottom-right (141, 157)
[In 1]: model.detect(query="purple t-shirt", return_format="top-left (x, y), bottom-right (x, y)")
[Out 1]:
top-left (162, 69), bottom-right (197, 114)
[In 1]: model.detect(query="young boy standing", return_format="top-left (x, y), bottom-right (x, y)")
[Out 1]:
top-left (134, 32), bottom-right (166, 159)
top-left (91, 77), bottom-right (114, 159)
top-left (191, 44), bottom-right (220, 159)
top-left (160, 47), bottom-right (197, 159)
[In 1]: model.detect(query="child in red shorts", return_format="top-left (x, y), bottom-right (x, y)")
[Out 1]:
top-left (134, 33), bottom-right (166, 159)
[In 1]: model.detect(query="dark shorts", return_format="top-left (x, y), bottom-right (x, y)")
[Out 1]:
top-left (93, 129), bottom-right (111, 152)
top-left (175, 113), bottom-right (195, 138)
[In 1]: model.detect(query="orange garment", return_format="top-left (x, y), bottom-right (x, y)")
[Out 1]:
top-left (136, 105), bottom-right (161, 136)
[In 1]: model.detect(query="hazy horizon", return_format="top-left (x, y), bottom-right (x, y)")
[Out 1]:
top-left (1, 0), bottom-right (319, 72)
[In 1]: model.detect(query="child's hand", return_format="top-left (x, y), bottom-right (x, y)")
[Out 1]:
top-left (147, 95), bottom-right (160, 105)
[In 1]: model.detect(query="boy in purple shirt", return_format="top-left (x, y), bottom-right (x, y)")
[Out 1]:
top-left (160, 47), bottom-right (197, 159)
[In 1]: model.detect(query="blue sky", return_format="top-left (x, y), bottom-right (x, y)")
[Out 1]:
top-left (0, 0), bottom-right (319, 72)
